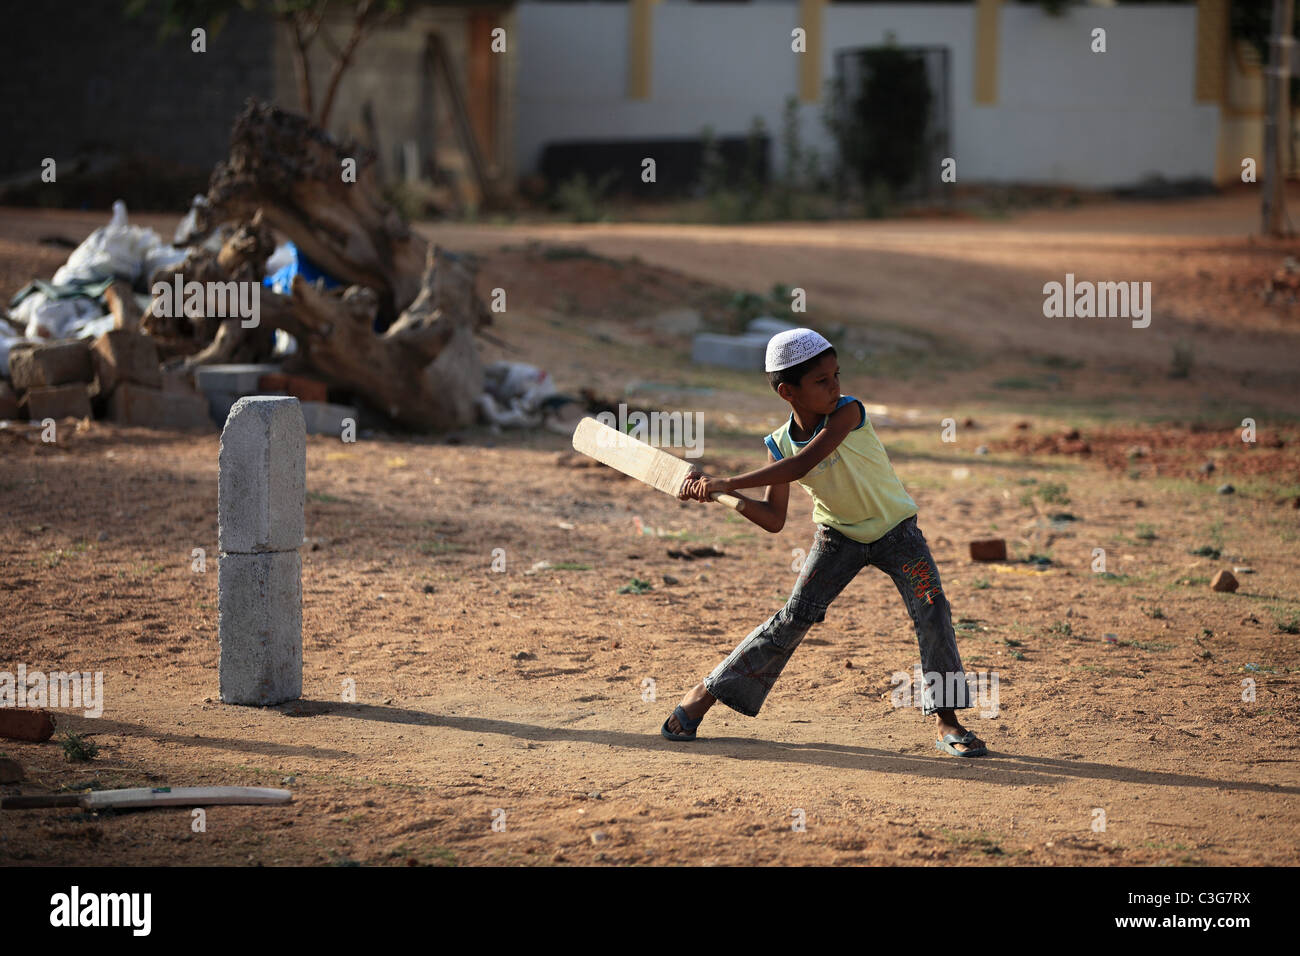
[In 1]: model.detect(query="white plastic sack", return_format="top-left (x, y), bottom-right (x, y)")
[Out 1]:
top-left (15, 291), bottom-right (104, 340)
top-left (264, 241), bottom-right (295, 277)
top-left (52, 200), bottom-right (182, 288)
top-left (478, 362), bottom-right (558, 428)
top-left (272, 329), bottom-right (299, 357)
top-left (173, 194), bottom-right (210, 247)
top-left (71, 314), bottom-right (116, 341)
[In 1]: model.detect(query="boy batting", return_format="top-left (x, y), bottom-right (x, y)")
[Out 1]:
top-left (663, 328), bottom-right (988, 757)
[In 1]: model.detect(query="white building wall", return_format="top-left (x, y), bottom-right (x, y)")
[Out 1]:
top-left (514, 2), bottom-right (1217, 188)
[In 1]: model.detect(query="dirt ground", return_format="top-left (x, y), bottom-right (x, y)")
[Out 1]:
top-left (1, 194), bottom-right (1298, 866)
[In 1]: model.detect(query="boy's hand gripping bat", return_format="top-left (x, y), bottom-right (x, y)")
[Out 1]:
top-left (571, 417), bottom-right (746, 512)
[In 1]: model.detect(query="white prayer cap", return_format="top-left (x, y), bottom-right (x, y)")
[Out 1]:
top-left (765, 328), bottom-right (833, 372)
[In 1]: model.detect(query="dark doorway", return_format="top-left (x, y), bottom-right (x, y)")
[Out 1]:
top-left (831, 45), bottom-right (951, 201)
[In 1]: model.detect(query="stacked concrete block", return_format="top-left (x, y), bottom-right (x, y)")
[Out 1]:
top-left (109, 383), bottom-right (213, 430)
top-left (25, 383), bottom-right (92, 420)
top-left (83, 328), bottom-right (215, 430)
top-left (91, 330), bottom-right (161, 394)
top-left (10, 340), bottom-right (94, 420)
top-left (10, 341), bottom-right (93, 390)
top-left (217, 396), bottom-right (305, 706)
top-left (0, 382), bottom-right (21, 420)
top-left (196, 363), bottom-right (282, 427)
top-left (300, 401), bottom-right (357, 436)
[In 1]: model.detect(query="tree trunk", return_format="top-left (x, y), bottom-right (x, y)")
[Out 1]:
top-left (252, 244), bottom-right (490, 430)
top-left (205, 99), bottom-right (428, 323)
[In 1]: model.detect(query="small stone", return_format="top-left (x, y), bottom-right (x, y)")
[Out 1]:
top-left (552, 851), bottom-right (567, 863)
top-left (97, 531), bottom-right (108, 542)
top-left (662, 574), bottom-right (679, 585)
top-left (1217, 484), bottom-right (1235, 495)
top-left (590, 830), bottom-right (607, 845)
top-left (975, 445), bottom-right (989, 455)
top-left (1232, 566), bottom-right (1254, 574)
top-left (1210, 570), bottom-right (1239, 593)
top-left (588, 791), bottom-right (602, 800)
top-left (423, 584), bottom-right (436, 593)
top-left (282, 775), bottom-right (296, 785)
top-left (512, 650), bottom-right (534, 660)
top-left (844, 659), bottom-right (854, 669)
top-left (1199, 461), bottom-right (1216, 474)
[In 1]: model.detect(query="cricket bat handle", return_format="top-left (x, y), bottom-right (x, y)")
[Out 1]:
top-left (1, 794), bottom-right (83, 809)
top-left (710, 492), bottom-right (746, 513)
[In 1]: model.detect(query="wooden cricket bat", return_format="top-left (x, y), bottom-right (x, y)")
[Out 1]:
top-left (571, 417), bottom-right (746, 512)
top-left (0, 786), bottom-right (293, 811)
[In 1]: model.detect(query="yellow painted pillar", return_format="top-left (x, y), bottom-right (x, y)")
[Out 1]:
top-left (974, 0), bottom-right (1003, 106)
top-left (799, 0), bottom-right (828, 103)
top-left (628, 0), bottom-right (661, 100)
top-left (1195, 0), bottom-right (1228, 105)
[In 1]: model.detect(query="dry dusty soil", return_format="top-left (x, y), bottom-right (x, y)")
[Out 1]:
top-left (0, 193), bottom-right (1298, 866)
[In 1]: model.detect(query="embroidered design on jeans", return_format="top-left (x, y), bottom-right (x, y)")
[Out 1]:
top-left (901, 557), bottom-right (941, 605)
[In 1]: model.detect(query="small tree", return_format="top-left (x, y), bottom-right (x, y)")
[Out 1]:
top-left (126, 0), bottom-right (405, 127)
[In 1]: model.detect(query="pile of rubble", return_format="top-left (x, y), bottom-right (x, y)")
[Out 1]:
top-left (1, 98), bottom-right (508, 435)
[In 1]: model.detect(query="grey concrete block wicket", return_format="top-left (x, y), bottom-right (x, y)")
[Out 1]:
top-left (218, 397), bottom-right (306, 553)
top-left (218, 395), bottom-right (305, 707)
top-left (218, 550), bottom-right (303, 706)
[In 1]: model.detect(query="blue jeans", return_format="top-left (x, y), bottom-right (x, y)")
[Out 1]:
top-left (703, 515), bottom-right (971, 717)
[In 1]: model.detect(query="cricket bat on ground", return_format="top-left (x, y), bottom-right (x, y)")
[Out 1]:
top-left (0, 786), bottom-right (293, 811)
top-left (571, 417), bottom-right (746, 512)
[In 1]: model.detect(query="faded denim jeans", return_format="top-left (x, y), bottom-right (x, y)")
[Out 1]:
top-left (703, 515), bottom-right (971, 717)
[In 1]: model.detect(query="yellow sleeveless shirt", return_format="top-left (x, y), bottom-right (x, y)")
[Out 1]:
top-left (764, 395), bottom-right (918, 544)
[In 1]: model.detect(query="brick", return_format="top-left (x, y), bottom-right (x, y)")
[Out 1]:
top-left (91, 330), bottom-right (161, 393)
top-left (258, 372), bottom-right (327, 403)
top-left (0, 708), bottom-right (55, 742)
top-left (109, 383), bottom-right (214, 430)
top-left (24, 384), bottom-right (91, 420)
top-left (969, 539), bottom-right (1007, 562)
top-left (218, 396), bottom-right (305, 553)
top-left (9, 340), bottom-right (93, 390)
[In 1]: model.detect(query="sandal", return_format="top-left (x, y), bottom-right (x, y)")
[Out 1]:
top-left (660, 705), bottom-right (703, 742)
top-left (935, 731), bottom-right (987, 757)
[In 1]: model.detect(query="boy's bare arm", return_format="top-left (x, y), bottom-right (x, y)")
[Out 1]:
top-left (721, 402), bottom-right (859, 492)
top-left (731, 450), bottom-right (790, 533)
